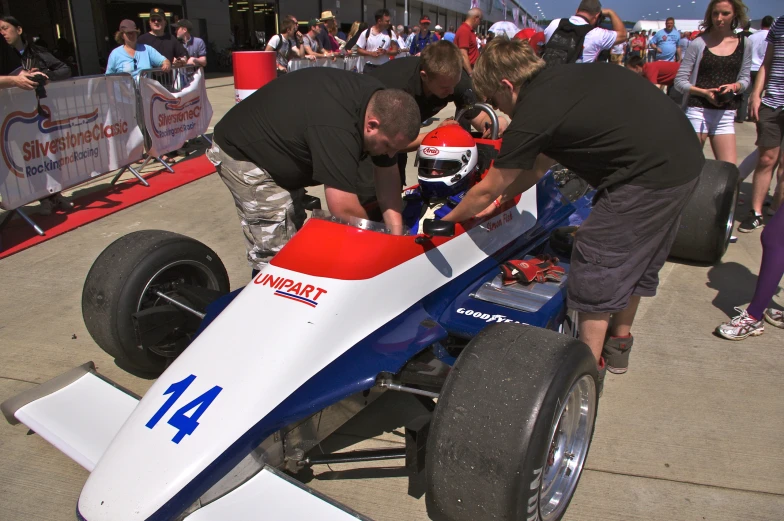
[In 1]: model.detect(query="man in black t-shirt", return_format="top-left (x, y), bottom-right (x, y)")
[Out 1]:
top-left (367, 40), bottom-right (508, 185)
top-left (138, 8), bottom-right (187, 65)
top-left (442, 38), bottom-right (705, 381)
top-left (210, 68), bottom-right (420, 272)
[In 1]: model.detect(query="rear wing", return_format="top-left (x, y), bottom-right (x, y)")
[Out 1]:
top-left (1, 362), bottom-right (139, 471)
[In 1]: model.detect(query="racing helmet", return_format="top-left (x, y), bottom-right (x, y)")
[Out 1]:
top-left (416, 125), bottom-right (478, 199)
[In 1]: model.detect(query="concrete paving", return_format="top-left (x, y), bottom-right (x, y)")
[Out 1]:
top-left (0, 74), bottom-right (782, 521)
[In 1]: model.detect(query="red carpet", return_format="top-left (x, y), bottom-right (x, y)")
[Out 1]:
top-left (0, 155), bottom-right (216, 259)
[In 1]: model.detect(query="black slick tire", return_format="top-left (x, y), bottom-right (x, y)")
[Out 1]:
top-left (82, 230), bottom-right (229, 374)
top-left (426, 323), bottom-right (598, 521)
top-left (669, 159), bottom-right (739, 264)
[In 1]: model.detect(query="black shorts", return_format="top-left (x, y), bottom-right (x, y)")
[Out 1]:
top-left (567, 178), bottom-right (699, 314)
top-left (755, 104), bottom-right (784, 149)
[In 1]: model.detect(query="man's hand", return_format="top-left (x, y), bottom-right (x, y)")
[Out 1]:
top-left (439, 118), bottom-right (459, 128)
top-left (748, 93), bottom-right (761, 121)
top-left (160, 60), bottom-right (172, 72)
top-left (15, 70), bottom-right (47, 90)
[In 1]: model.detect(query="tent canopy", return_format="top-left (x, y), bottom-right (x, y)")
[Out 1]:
top-left (632, 20), bottom-right (703, 33)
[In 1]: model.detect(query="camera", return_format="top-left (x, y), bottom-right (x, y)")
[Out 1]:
top-left (30, 73), bottom-right (47, 99)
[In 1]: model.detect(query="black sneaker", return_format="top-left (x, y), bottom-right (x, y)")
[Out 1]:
top-left (602, 335), bottom-right (633, 375)
top-left (738, 211), bottom-right (763, 233)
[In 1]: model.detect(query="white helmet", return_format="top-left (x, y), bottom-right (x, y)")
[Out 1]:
top-left (416, 125), bottom-right (479, 199)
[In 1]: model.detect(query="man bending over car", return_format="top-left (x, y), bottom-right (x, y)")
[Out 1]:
top-left (209, 68), bottom-right (420, 273)
top-left (366, 40), bottom-right (509, 186)
top-left (441, 38), bottom-right (705, 385)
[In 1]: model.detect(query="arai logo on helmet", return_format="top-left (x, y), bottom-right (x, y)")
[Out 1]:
top-left (422, 147), bottom-right (439, 156)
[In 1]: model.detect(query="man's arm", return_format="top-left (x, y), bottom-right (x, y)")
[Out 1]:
top-left (459, 48), bottom-right (472, 75)
top-left (748, 42), bottom-right (773, 121)
top-left (604, 9), bottom-right (628, 46)
top-left (443, 154), bottom-right (553, 223)
top-left (676, 45), bottom-right (682, 62)
top-left (304, 41), bottom-right (326, 57)
top-left (188, 39), bottom-right (207, 67)
top-left (0, 70), bottom-right (42, 90)
top-left (441, 165), bottom-right (527, 223)
top-left (374, 164), bottom-right (404, 234)
top-left (324, 186), bottom-right (370, 220)
top-left (356, 32), bottom-right (380, 58)
top-left (470, 112), bottom-right (509, 137)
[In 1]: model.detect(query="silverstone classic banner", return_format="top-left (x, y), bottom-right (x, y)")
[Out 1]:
top-left (0, 74), bottom-right (144, 210)
top-left (141, 68), bottom-right (212, 158)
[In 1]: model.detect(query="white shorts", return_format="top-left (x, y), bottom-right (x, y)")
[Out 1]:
top-left (685, 106), bottom-right (736, 136)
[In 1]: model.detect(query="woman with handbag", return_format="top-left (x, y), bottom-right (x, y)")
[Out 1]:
top-left (674, 0), bottom-right (752, 164)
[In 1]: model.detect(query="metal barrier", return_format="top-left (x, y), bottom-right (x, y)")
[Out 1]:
top-left (111, 65), bottom-right (210, 186)
top-left (0, 73), bottom-right (144, 237)
top-left (287, 52), bottom-right (409, 74)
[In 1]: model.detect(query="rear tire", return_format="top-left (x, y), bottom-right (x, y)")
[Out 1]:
top-left (426, 323), bottom-right (597, 521)
top-left (669, 159), bottom-right (739, 264)
top-left (82, 230), bottom-right (229, 374)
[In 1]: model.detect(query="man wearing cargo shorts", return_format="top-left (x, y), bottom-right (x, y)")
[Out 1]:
top-left (208, 68), bottom-right (420, 272)
top-left (442, 38), bottom-right (704, 387)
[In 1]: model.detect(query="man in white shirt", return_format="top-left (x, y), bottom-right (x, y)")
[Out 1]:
top-left (265, 18), bottom-right (307, 74)
top-left (543, 0), bottom-right (626, 64)
top-left (738, 15), bottom-right (774, 122)
top-left (357, 8), bottom-right (396, 72)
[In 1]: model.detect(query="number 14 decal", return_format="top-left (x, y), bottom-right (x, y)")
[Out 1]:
top-left (146, 374), bottom-right (223, 444)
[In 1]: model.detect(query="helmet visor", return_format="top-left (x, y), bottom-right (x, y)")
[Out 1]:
top-left (417, 158), bottom-right (464, 178)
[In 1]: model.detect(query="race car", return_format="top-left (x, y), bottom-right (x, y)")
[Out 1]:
top-left (1, 105), bottom-right (739, 521)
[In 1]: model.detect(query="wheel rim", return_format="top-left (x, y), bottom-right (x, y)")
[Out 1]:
top-left (137, 260), bottom-right (221, 312)
top-left (539, 374), bottom-right (597, 521)
top-left (723, 187), bottom-right (739, 253)
top-left (135, 260), bottom-right (221, 359)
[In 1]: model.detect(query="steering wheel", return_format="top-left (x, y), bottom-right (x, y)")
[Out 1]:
top-left (454, 102), bottom-right (501, 140)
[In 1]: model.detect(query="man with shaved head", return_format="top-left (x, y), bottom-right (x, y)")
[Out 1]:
top-left (454, 8), bottom-right (483, 75)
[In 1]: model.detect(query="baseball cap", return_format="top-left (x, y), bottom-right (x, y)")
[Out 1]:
top-left (174, 19), bottom-right (193, 31)
top-left (514, 28), bottom-right (536, 40)
top-left (308, 18), bottom-right (321, 28)
top-left (119, 19), bottom-right (140, 33)
top-left (420, 16), bottom-right (431, 24)
top-left (149, 8), bottom-right (165, 20)
top-left (435, 25), bottom-right (443, 31)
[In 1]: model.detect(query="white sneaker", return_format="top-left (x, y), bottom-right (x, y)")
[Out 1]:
top-left (716, 307), bottom-right (764, 340)
top-left (764, 308), bottom-right (784, 329)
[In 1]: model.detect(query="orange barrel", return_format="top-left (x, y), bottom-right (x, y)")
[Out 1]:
top-left (232, 51), bottom-right (276, 103)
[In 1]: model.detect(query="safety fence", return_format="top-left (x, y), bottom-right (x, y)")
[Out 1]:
top-left (287, 52), bottom-right (409, 74)
top-left (0, 65), bottom-right (213, 236)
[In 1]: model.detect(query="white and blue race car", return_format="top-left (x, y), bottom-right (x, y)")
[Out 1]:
top-left (1, 108), bottom-right (739, 521)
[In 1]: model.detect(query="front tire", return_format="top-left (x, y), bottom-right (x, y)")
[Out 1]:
top-left (82, 230), bottom-right (230, 374)
top-left (426, 323), bottom-right (597, 521)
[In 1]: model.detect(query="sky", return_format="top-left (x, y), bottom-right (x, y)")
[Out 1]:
top-left (518, 0), bottom-right (782, 24)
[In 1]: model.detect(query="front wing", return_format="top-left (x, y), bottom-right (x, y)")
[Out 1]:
top-left (2, 364), bottom-right (374, 519)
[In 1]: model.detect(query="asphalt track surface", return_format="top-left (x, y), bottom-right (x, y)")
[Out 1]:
top-left (0, 75), bottom-right (782, 521)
